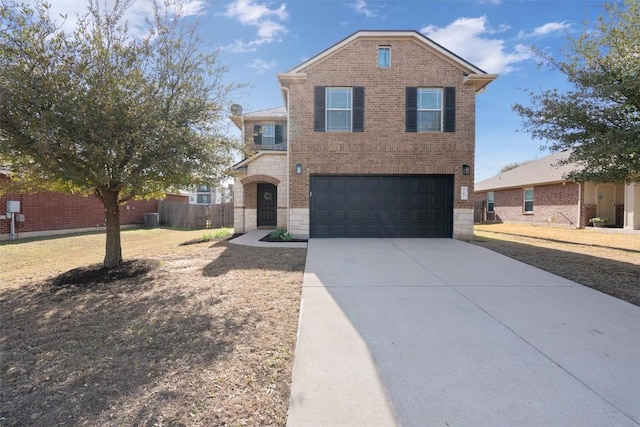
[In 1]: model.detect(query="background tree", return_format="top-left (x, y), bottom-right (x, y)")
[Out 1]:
top-left (513, 0), bottom-right (640, 183)
top-left (500, 159), bottom-right (533, 173)
top-left (0, 0), bottom-right (238, 268)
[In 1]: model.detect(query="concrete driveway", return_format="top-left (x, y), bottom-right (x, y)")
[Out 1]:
top-left (287, 239), bottom-right (640, 427)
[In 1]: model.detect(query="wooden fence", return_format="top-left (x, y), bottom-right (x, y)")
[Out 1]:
top-left (474, 200), bottom-right (486, 224)
top-left (158, 201), bottom-right (233, 229)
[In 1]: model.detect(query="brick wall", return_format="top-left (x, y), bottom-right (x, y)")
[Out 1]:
top-left (1, 175), bottom-right (159, 237)
top-left (284, 37), bottom-right (477, 214)
top-left (475, 183), bottom-right (581, 227)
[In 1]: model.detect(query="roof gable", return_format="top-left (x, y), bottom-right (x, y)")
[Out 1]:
top-left (278, 30), bottom-right (497, 93)
top-left (288, 30), bottom-right (487, 75)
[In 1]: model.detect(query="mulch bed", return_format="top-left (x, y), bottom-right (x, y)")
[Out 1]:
top-left (258, 234), bottom-right (308, 243)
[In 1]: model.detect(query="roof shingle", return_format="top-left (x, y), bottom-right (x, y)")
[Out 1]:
top-left (475, 151), bottom-right (580, 192)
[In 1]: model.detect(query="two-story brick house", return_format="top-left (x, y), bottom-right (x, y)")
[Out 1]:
top-left (232, 30), bottom-right (497, 239)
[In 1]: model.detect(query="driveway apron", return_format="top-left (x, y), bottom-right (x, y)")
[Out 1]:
top-left (287, 239), bottom-right (640, 427)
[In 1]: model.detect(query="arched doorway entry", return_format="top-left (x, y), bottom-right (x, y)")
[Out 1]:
top-left (257, 183), bottom-right (277, 227)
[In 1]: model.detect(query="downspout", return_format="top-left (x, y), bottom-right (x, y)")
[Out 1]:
top-left (240, 115), bottom-right (245, 232)
top-left (281, 86), bottom-right (291, 233)
top-left (577, 182), bottom-right (582, 229)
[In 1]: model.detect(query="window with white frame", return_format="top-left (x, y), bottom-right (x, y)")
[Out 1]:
top-left (487, 192), bottom-right (494, 212)
top-left (197, 194), bottom-right (211, 204)
top-left (378, 46), bottom-right (390, 68)
top-left (417, 88), bottom-right (442, 132)
top-left (262, 123), bottom-right (275, 145)
top-left (524, 188), bottom-right (534, 213)
top-left (326, 87), bottom-right (352, 132)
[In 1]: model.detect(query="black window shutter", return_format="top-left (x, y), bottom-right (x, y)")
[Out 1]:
top-left (314, 86), bottom-right (326, 132)
top-left (443, 86), bottom-right (456, 132)
top-left (352, 86), bottom-right (365, 132)
top-left (253, 124), bottom-right (262, 144)
top-left (275, 124), bottom-right (284, 144)
top-left (406, 87), bottom-right (417, 132)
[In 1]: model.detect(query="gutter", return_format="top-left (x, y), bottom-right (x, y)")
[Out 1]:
top-left (280, 85), bottom-right (291, 233)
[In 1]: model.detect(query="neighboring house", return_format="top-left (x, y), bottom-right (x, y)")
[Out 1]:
top-left (0, 171), bottom-right (159, 240)
top-left (474, 151), bottom-right (640, 230)
top-left (231, 30), bottom-right (497, 239)
top-left (185, 184), bottom-right (233, 205)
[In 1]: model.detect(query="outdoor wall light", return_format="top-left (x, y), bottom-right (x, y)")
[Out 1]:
top-left (296, 164), bottom-right (302, 174)
top-left (462, 164), bottom-right (471, 175)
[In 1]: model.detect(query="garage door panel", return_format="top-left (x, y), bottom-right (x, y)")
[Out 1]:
top-left (431, 194), bottom-right (450, 205)
top-left (330, 178), bottom-right (346, 190)
top-left (397, 209), bottom-right (414, 221)
top-left (331, 193), bottom-right (345, 205)
top-left (330, 209), bottom-right (345, 221)
top-left (398, 194), bottom-right (413, 208)
top-left (397, 179), bottom-right (415, 193)
top-left (346, 210), bottom-right (363, 221)
top-left (364, 210), bottom-right (379, 221)
top-left (314, 193), bottom-right (330, 207)
top-left (312, 209), bottom-right (329, 221)
top-left (347, 178), bottom-right (363, 191)
top-left (381, 194), bottom-right (396, 207)
top-left (329, 224), bottom-right (345, 236)
top-left (380, 209), bottom-right (397, 221)
top-left (430, 178), bottom-right (449, 192)
top-left (310, 175), bottom-right (453, 238)
top-left (346, 193), bottom-right (363, 208)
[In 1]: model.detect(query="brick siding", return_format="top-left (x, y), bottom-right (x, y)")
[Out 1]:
top-left (283, 38), bottom-right (477, 216)
top-left (1, 174), bottom-right (159, 237)
top-left (475, 183), bottom-right (581, 227)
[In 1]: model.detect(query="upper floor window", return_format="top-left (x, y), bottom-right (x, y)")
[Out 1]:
top-left (314, 86), bottom-right (365, 132)
top-left (417, 88), bottom-right (442, 132)
top-left (487, 191), bottom-right (494, 212)
top-left (262, 123), bottom-right (275, 145)
top-left (326, 88), bottom-right (352, 132)
top-left (197, 194), bottom-right (211, 204)
top-left (378, 46), bottom-right (390, 68)
top-left (524, 188), bottom-right (534, 213)
top-left (196, 184), bottom-right (210, 192)
top-left (406, 86), bottom-right (456, 133)
top-left (253, 122), bottom-right (285, 145)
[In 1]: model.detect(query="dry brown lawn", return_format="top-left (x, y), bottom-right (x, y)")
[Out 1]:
top-left (474, 223), bottom-right (640, 306)
top-left (0, 228), bottom-right (306, 426)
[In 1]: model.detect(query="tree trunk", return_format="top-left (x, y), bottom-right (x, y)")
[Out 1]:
top-left (102, 188), bottom-right (123, 268)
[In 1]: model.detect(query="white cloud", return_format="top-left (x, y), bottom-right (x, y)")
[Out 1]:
top-left (348, 0), bottom-right (376, 18)
top-left (222, 39), bottom-right (262, 53)
top-left (248, 58), bottom-right (277, 75)
top-left (518, 21), bottom-right (571, 38)
top-left (224, 0), bottom-right (288, 45)
top-left (421, 16), bottom-right (533, 74)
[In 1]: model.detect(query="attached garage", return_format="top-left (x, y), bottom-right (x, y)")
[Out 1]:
top-left (310, 175), bottom-right (453, 238)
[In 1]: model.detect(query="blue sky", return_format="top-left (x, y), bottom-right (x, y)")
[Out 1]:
top-left (49, 0), bottom-right (610, 181)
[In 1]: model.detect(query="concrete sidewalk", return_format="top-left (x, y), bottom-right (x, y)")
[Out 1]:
top-left (287, 239), bottom-right (640, 426)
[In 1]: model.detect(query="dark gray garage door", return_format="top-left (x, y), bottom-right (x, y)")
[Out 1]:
top-left (310, 175), bottom-right (453, 238)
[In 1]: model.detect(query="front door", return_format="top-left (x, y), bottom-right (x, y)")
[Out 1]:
top-left (257, 183), bottom-right (277, 227)
top-left (596, 184), bottom-right (616, 225)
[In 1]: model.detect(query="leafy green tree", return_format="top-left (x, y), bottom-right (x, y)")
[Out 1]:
top-left (0, 0), bottom-right (238, 267)
top-left (513, 0), bottom-right (640, 183)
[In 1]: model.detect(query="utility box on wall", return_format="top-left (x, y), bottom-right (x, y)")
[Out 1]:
top-left (6, 200), bottom-right (20, 213)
